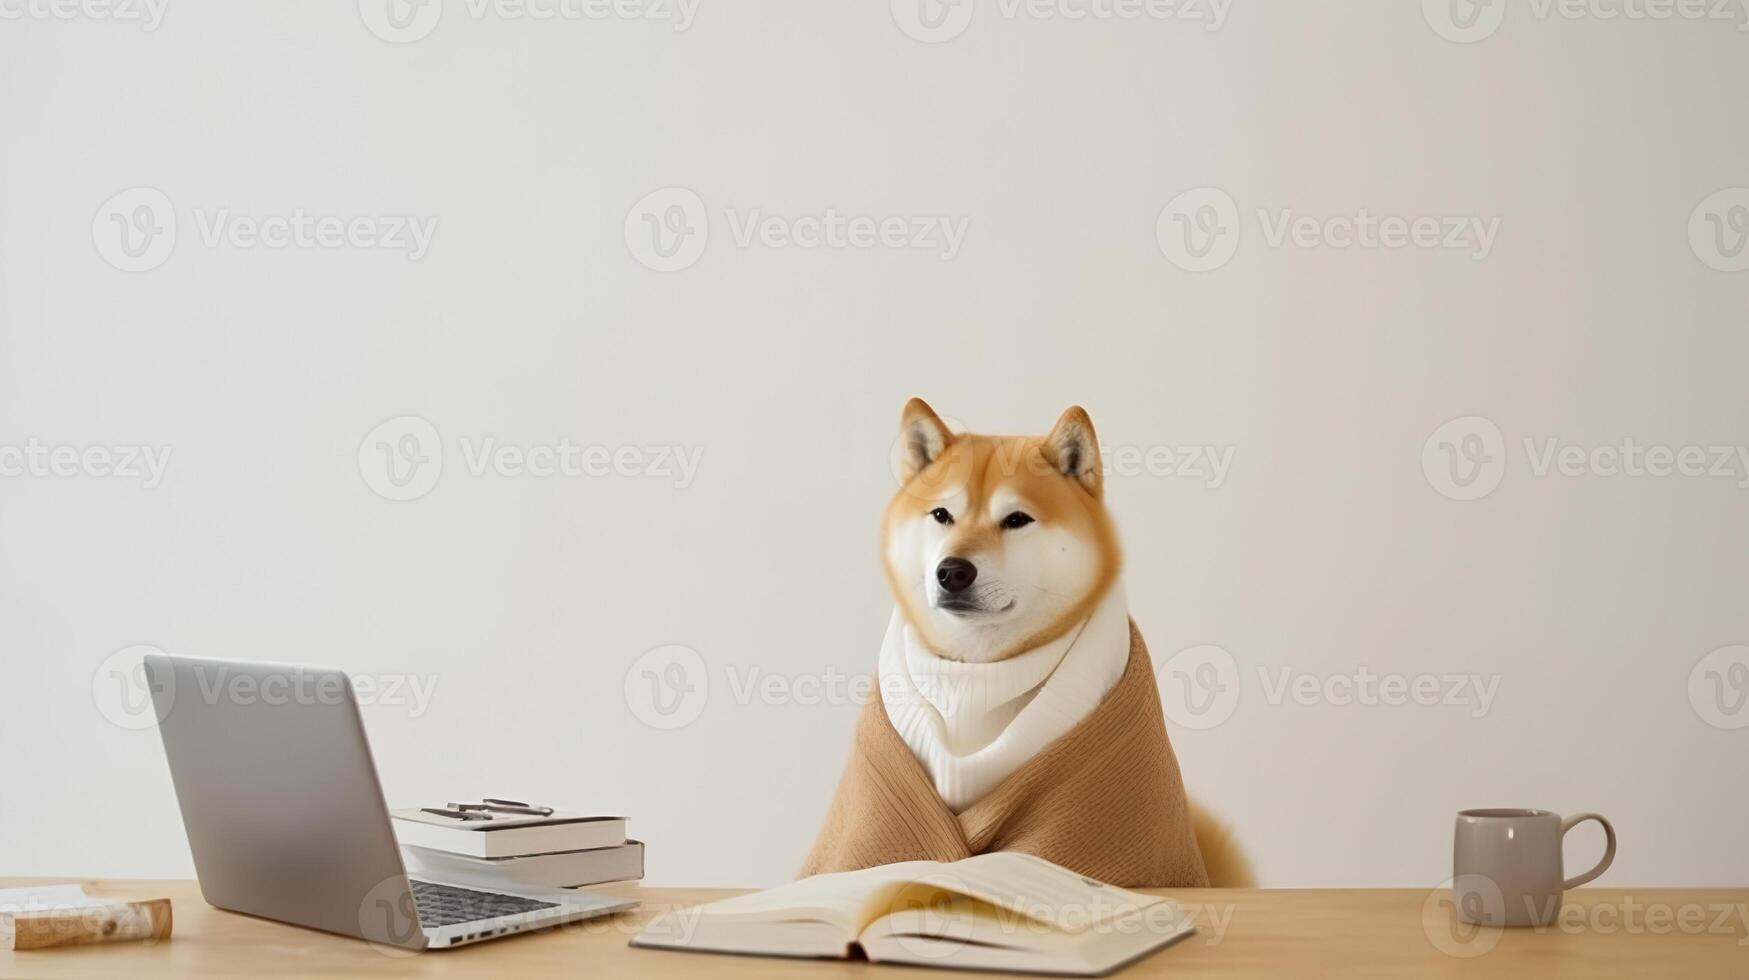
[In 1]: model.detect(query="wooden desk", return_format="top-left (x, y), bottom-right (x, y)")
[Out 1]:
top-left (3, 878), bottom-right (1744, 978)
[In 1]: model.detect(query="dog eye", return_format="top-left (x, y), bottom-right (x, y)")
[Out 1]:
top-left (930, 508), bottom-right (954, 526)
top-left (1001, 512), bottom-right (1035, 530)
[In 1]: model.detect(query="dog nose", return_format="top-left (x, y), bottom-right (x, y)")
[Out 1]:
top-left (935, 557), bottom-right (978, 594)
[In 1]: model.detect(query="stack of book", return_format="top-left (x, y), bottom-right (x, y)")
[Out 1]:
top-left (392, 799), bottom-right (642, 890)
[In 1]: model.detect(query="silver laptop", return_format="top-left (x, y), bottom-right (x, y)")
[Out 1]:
top-left (144, 653), bottom-right (636, 951)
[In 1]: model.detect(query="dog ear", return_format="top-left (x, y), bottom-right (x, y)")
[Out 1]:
top-left (1043, 405), bottom-right (1102, 496)
top-left (899, 398), bottom-right (954, 479)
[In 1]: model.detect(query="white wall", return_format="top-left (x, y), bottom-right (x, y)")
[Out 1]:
top-left (2, 1), bottom-right (1745, 889)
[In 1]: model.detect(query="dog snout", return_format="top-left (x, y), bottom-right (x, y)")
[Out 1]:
top-left (935, 557), bottom-right (978, 595)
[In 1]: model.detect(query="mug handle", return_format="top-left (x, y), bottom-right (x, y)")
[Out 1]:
top-left (1560, 812), bottom-right (1617, 890)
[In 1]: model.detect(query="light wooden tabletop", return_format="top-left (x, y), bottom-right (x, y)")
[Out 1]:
top-left (2, 878), bottom-right (1744, 978)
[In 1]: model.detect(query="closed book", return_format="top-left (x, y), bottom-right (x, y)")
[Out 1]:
top-left (0, 885), bottom-right (173, 951)
top-left (403, 840), bottom-right (645, 890)
top-left (391, 809), bottom-right (627, 858)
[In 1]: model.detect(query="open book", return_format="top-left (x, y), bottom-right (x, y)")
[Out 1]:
top-left (631, 853), bottom-right (1195, 976)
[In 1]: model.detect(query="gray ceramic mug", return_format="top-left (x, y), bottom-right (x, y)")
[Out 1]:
top-left (1452, 808), bottom-right (1616, 927)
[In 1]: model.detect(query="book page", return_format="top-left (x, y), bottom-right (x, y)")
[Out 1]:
top-left (857, 859), bottom-right (1190, 976)
top-left (928, 852), bottom-right (1165, 933)
top-left (673, 854), bottom-right (1162, 935)
top-left (675, 860), bottom-right (943, 932)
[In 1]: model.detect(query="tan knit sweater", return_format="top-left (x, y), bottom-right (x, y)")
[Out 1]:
top-left (800, 621), bottom-right (1210, 888)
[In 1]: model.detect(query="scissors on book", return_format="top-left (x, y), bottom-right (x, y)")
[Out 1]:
top-left (419, 798), bottom-right (556, 821)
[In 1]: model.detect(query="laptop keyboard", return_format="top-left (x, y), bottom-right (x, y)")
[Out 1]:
top-left (410, 879), bottom-right (558, 927)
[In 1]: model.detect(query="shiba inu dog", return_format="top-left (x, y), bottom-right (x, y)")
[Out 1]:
top-left (820, 397), bottom-right (1252, 887)
top-left (885, 398), bottom-right (1121, 667)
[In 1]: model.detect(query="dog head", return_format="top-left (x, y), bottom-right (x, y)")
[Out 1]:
top-left (883, 398), bottom-right (1121, 663)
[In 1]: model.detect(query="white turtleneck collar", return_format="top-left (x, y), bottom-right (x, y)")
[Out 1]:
top-left (878, 583), bottom-right (1131, 812)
